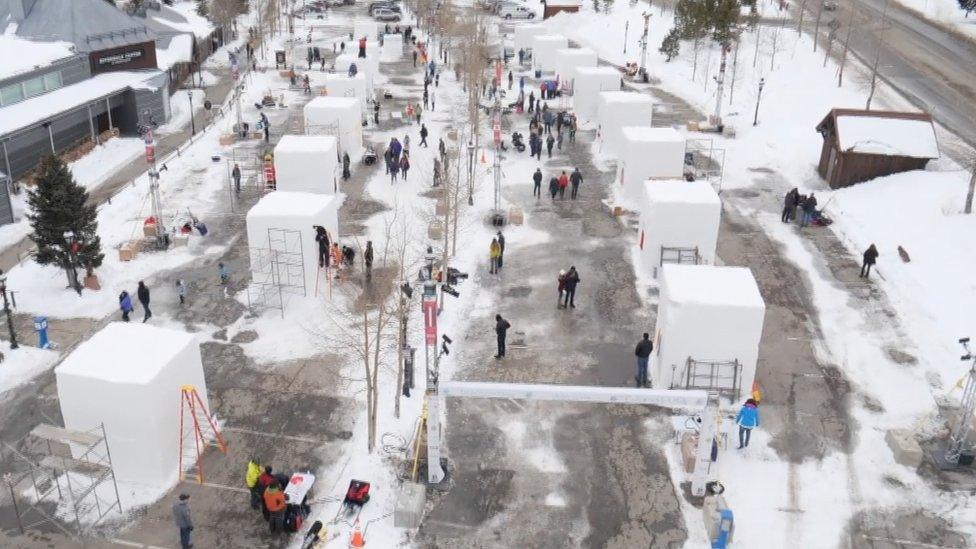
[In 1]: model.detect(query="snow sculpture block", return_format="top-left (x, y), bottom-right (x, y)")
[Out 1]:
top-left (381, 33), bottom-right (403, 62)
top-left (617, 127), bottom-right (686, 202)
top-left (597, 91), bottom-right (653, 158)
top-left (553, 47), bottom-right (597, 87)
top-left (654, 265), bottom-right (765, 401)
top-left (274, 135), bottom-right (339, 195)
top-left (531, 34), bottom-right (568, 72)
top-left (334, 50), bottom-right (379, 90)
top-left (55, 323), bottom-right (209, 489)
top-left (354, 20), bottom-right (379, 41)
top-left (638, 179), bottom-right (720, 277)
top-left (572, 66), bottom-right (621, 126)
top-left (246, 192), bottom-right (341, 291)
top-left (304, 96), bottom-right (363, 158)
top-left (514, 24), bottom-right (545, 52)
top-left (324, 73), bottom-right (369, 107)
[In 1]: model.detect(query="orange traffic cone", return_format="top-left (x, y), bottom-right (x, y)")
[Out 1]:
top-left (480, 150), bottom-right (487, 163)
top-left (751, 380), bottom-right (762, 404)
top-left (350, 519), bottom-right (366, 548)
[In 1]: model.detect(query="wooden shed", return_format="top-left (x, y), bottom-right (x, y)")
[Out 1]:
top-left (543, 0), bottom-right (581, 19)
top-left (816, 109), bottom-right (939, 189)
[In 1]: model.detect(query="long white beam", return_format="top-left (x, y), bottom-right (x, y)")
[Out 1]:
top-left (438, 381), bottom-right (709, 410)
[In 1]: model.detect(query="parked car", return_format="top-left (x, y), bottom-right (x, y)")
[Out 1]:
top-left (372, 7), bottom-right (402, 21)
top-left (499, 4), bottom-right (535, 18)
top-left (369, 1), bottom-right (401, 13)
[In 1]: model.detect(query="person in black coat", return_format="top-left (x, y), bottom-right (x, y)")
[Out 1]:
top-left (419, 124), bottom-right (429, 147)
top-left (137, 281), bottom-right (151, 322)
top-left (860, 243), bottom-right (879, 278)
top-left (782, 188), bottom-right (799, 223)
top-left (569, 168), bottom-right (583, 200)
top-left (342, 153), bottom-right (351, 180)
top-left (494, 314), bottom-right (511, 359)
top-left (496, 231), bottom-right (505, 268)
top-left (801, 193), bottom-right (818, 227)
top-left (532, 168), bottom-right (543, 198)
top-left (561, 266), bottom-right (580, 309)
top-left (315, 227), bottom-right (331, 267)
top-left (634, 333), bottom-right (654, 388)
top-left (548, 176), bottom-right (559, 200)
top-left (364, 241), bottom-right (374, 281)
top-left (546, 134), bottom-right (555, 158)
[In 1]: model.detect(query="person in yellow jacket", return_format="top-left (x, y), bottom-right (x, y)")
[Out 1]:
top-left (246, 459), bottom-right (263, 510)
top-left (489, 238), bottom-right (501, 275)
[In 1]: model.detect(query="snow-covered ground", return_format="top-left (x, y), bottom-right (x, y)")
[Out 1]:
top-left (892, 0), bottom-right (976, 39)
top-left (0, 340), bottom-right (59, 396)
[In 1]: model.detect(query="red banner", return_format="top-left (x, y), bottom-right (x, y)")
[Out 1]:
top-left (145, 144), bottom-right (155, 164)
top-left (423, 296), bottom-right (437, 345)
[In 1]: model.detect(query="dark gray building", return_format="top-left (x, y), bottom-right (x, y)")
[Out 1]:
top-left (0, 0), bottom-right (174, 226)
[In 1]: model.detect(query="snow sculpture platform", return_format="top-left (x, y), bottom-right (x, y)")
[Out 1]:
top-left (638, 179), bottom-right (720, 277)
top-left (304, 96), bottom-right (363, 158)
top-left (514, 24), bottom-right (545, 52)
top-left (531, 34), bottom-right (568, 72)
top-left (324, 73), bottom-right (369, 104)
top-left (617, 127), bottom-right (686, 202)
top-left (274, 135), bottom-right (340, 194)
top-left (55, 323), bottom-right (209, 489)
top-left (246, 191), bottom-right (341, 292)
top-left (654, 265), bottom-right (765, 402)
top-left (334, 50), bottom-right (379, 90)
top-left (597, 91), bottom-right (653, 158)
top-left (553, 47), bottom-right (597, 87)
top-left (381, 33), bottom-right (403, 62)
top-left (572, 66), bottom-right (621, 126)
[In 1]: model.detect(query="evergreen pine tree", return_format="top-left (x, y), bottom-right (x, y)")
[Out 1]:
top-left (660, 29), bottom-right (681, 61)
top-left (27, 155), bottom-right (104, 290)
top-left (961, 0), bottom-right (976, 16)
top-left (196, 0), bottom-right (209, 17)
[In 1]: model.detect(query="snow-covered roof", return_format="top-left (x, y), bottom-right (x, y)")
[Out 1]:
top-left (306, 96), bottom-right (360, 110)
top-left (247, 191), bottom-right (342, 219)
top-left (55, 322), bottom-right (197, 385)
top-left (643, 179), bottom-right (720, 205)
top-left (546, 0), bottom-right (582, 7)
top-left (622, 126), bottom-right (684, 144)
top-left (661, 265), bottom-right (765, 310)
top-left (154, 32), bottom-right (193, 70)
top-left (153, 1), bottom-right (214, 40)
top-left (575, 66), bottom-right (619, 76)
top-left (835, 114), bottom-right (939, 159)
top-left (0, 29), bottom-right (76, 79)
top-left (0, 70), bottom-right (163, 137)
top-left (275, 134), bottom-right (339, 154)
top-left (599, 90), bottom-right (652, 104)
top-left (3, 0), bottom-right (154, 52)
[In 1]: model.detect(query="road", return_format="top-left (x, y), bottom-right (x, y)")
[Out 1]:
top-left (796, 0), bottom-right (976, 156)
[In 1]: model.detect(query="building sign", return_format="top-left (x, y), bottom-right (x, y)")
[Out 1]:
top-left (98, 49), bottom-right (144, 68)
top-left (423, 295), bottom-right (437, 345)
top-left (89, 41), bottom-right (157, 74)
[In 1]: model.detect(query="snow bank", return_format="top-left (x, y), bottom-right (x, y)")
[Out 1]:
top-left (0, 341), bottom-right (59, 397)
top-left (55, 322), bottom-right (209, 492)
top-left (274, 135), bottom-right (340, 194)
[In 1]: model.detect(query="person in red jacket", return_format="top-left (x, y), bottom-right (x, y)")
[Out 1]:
top-left (557, 171), bottom-right (569, 199)
top-left (358, 36), bottom-right (367, 58)
top-left (263, 484), bottom-right (287, 533)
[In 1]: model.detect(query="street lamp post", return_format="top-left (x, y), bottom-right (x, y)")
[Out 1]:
top-left (467, 140), bottom-right (475, 206)
top-left (63, 230), bottom-right (82, 296)
top-left (0, 270), bottom-right (18, 350)
top-left (753, 78), bottom-right (765, 127)
top-left (188, 90), bottom-right (196, 136)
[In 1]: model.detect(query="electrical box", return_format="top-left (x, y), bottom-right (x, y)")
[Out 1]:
top-left (703, 494), bottom-right (734, 548)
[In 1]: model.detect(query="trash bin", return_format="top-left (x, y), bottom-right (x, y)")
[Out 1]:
top-left (535, 69), bottom-right (541, 78)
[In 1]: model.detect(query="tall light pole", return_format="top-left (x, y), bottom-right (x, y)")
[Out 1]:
top-left (187, 90), bottom-right (196, 136)
top-left (753, 78), bottom-right (765, 126)
top-left (467, 140), bottom-right (475, 206)
top-left (623, 21), bottom-right (629, 55)
top-left (638, 12), bottom-right (651, 83)
top-left (0, 270), bottom-right (18, 350)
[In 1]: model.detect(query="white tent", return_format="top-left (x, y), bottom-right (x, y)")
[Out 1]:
top-left (531, 34), bottom-right (568, 72)
top-left (572, 66), bottom-right (620, 126)
top-left (553, 47), bottom-right (598, 88)
top-left (274, 135), bottom-right (340, 194)
top-left (514, 24), bottom-right (545, 52)
top-left (654, 265), bottom-right (765, 404)
top-left (617, 127), bottom-right (686, 202)
top-left (56, 323), bottom-right (209, 490)
top-left (381, 33), bottom-right (403, 62)
top-left (304, 96), bottom-right (363, 158)
top-left (324, 73), bottom-right (369, 105)
top-left (637, 179), bottom-right (720, 277)
top-left (246, 192), bottom-right (341, 292)
top-left (596, 91), bottom-right (653, 157)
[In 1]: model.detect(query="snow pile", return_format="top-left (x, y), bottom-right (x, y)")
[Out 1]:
top-left (835, 113), bottom-right (940, 158)
top-left (274, 135), bottom-right (340, 194)
top-left (655, 264), bottom-right (765, 399)
top-left (55, 322), bottom-right (209, 497)
top-left (0, 341), bottom-right (59, 397)
top-left (637, 179), bottom-right (720, 278)
top-left (0, 32), bottom-right (75, 79)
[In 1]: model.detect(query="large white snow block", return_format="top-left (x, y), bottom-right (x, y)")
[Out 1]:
top-left (597, 91), bottom-right (653, 158)
top-left (354, 20), bottom-right (379, 41)
top-left (531, 34), bottom-right (568, 71)
top-left (381, 33), bottom-right (403, 62)
top-left (514, 24), bottom-right (545, 52)
top-left (246, 192), bottom-right (341, 290)
top-left (324, 73), bottom-right (369, 104)
top-left (553, 47), bottom-right (597, 87)
top-left (572, 66), bottom-right (620, 126)
top-left (304, 96), bottom-right (363, 157)
top-left (55, 323), bottom-right (208, 489)
top-left (617, 127), bottom-right (686, 202)
top-left (654, 265), bottom-right (765, 401)
top-left (274, 135), bottom-right (339, 195)
top-left (334, 50), bottom-right (379, 90)
top-left (638, 179), bottom-right (720, 277)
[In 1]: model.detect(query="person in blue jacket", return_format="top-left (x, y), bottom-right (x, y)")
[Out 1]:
top-left (736, 398), bottom-right (760, 449)
top-left (119, 291), bottom-right (134, 322)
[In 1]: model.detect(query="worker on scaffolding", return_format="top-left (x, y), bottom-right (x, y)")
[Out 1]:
top-left (315, 226), bottom-right (331, 268)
